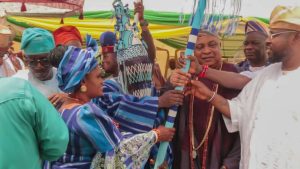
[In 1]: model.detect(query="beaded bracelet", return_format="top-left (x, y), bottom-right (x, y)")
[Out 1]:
top-left (207, 92), bottom-right (216, 102)
top-left (198, 65), bottom-right (209, 78)
top-left (152, 128), bottom-right (160, 143)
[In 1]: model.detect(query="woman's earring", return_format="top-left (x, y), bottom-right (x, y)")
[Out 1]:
top-left (80, 85), bottom-right (87, 92)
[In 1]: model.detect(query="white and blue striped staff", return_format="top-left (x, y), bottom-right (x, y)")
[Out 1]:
top-left (154, 0), bottom-right (207, 168)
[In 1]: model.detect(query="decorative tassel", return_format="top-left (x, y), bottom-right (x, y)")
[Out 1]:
top-left (21, 2), bottom-right (27, 12)
top-left (60, 17), bottom-right (64, 24)
top-left (79, 12), bottom-right (84, 20)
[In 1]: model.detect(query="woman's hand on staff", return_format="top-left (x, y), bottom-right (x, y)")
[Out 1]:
top-left (158, 90), bottom-right (184, 108)
top-left (156, 125), bottom-right (175, 142)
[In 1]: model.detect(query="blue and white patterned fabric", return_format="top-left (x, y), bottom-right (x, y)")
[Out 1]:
top-left (91, 131), bottom-right (156, 169)
top-left (93, 79), bottom-right (174, 168)
top-left (93, 79), bottom-right (160, 134)
top-left (44, 102), bottom-right (157, 169)
top-left (86, 34), bottom-right (98, 54)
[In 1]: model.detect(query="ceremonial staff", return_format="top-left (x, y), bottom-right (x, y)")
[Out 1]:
top-left (154, 0), bottom-right (207, 168)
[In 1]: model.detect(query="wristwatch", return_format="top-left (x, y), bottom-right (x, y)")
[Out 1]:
top-left (140, 20), bottom-right (149, 27)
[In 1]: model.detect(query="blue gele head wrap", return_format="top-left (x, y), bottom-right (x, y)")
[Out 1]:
top-left (57, 46), bottom-right (99, 93)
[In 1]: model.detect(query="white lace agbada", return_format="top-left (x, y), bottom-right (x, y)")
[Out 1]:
top-left (224, 62), bottom-right (300, 169)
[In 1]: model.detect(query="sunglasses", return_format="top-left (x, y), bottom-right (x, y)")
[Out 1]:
top-left (27, 57), bottom-right (51, 67)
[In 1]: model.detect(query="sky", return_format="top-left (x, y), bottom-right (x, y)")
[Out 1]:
top-left (84, 0), bottom-right (300, 18)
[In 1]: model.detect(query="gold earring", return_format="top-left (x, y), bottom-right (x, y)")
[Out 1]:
top-left (80, 85), bottom-right (87, 92)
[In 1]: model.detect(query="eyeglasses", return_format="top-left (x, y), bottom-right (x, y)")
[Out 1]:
top-left (270, 30), bottom-right (298, 39)
top-left (27, 57), bottom-right (51, 67)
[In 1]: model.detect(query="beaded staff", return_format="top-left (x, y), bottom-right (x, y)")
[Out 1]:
top-left (113, 0), bottom-right (153, 98)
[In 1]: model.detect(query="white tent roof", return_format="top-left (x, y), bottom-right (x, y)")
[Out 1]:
top-left (0, 3), bottom-right (68, 16)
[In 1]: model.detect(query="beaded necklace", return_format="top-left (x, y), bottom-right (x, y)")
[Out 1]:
top-left (189, 62), bottom-right (223, 169)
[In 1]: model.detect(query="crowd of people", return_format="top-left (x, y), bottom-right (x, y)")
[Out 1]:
top-left (0, 3), bottom-right (300, 169)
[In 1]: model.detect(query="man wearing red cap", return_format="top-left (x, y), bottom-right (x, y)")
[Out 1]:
top-left (99, 31), bottom-right (119, 78)
top-left (53, 25), bottom-right (83, 48)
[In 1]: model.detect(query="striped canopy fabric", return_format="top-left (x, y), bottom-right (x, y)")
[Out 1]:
top-left (0, 0), bottom-right (84, 12)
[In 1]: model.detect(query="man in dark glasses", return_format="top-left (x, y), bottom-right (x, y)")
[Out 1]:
top-left (13, 28), bottom-right (61, 97)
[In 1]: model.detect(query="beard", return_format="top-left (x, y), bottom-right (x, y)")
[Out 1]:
top-left (270, 51), bottom-right (284, 63)
top-left (269, 47), bottom-right (289, 63)
top-left (32, 68), bottom-right (53, 81)
top-left (268, 54), bottom-right (283, 63)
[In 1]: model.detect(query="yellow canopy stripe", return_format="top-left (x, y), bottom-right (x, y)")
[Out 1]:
top-left (9, 16), bottom-right (192, 39)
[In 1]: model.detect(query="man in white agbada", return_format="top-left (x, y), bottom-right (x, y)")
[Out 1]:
top-left (0, 25), bottom-right (25, 77)
top-left (177, 5), bottom-right (300, 169)
top-left (13, 28), bottom-right (60, 97)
